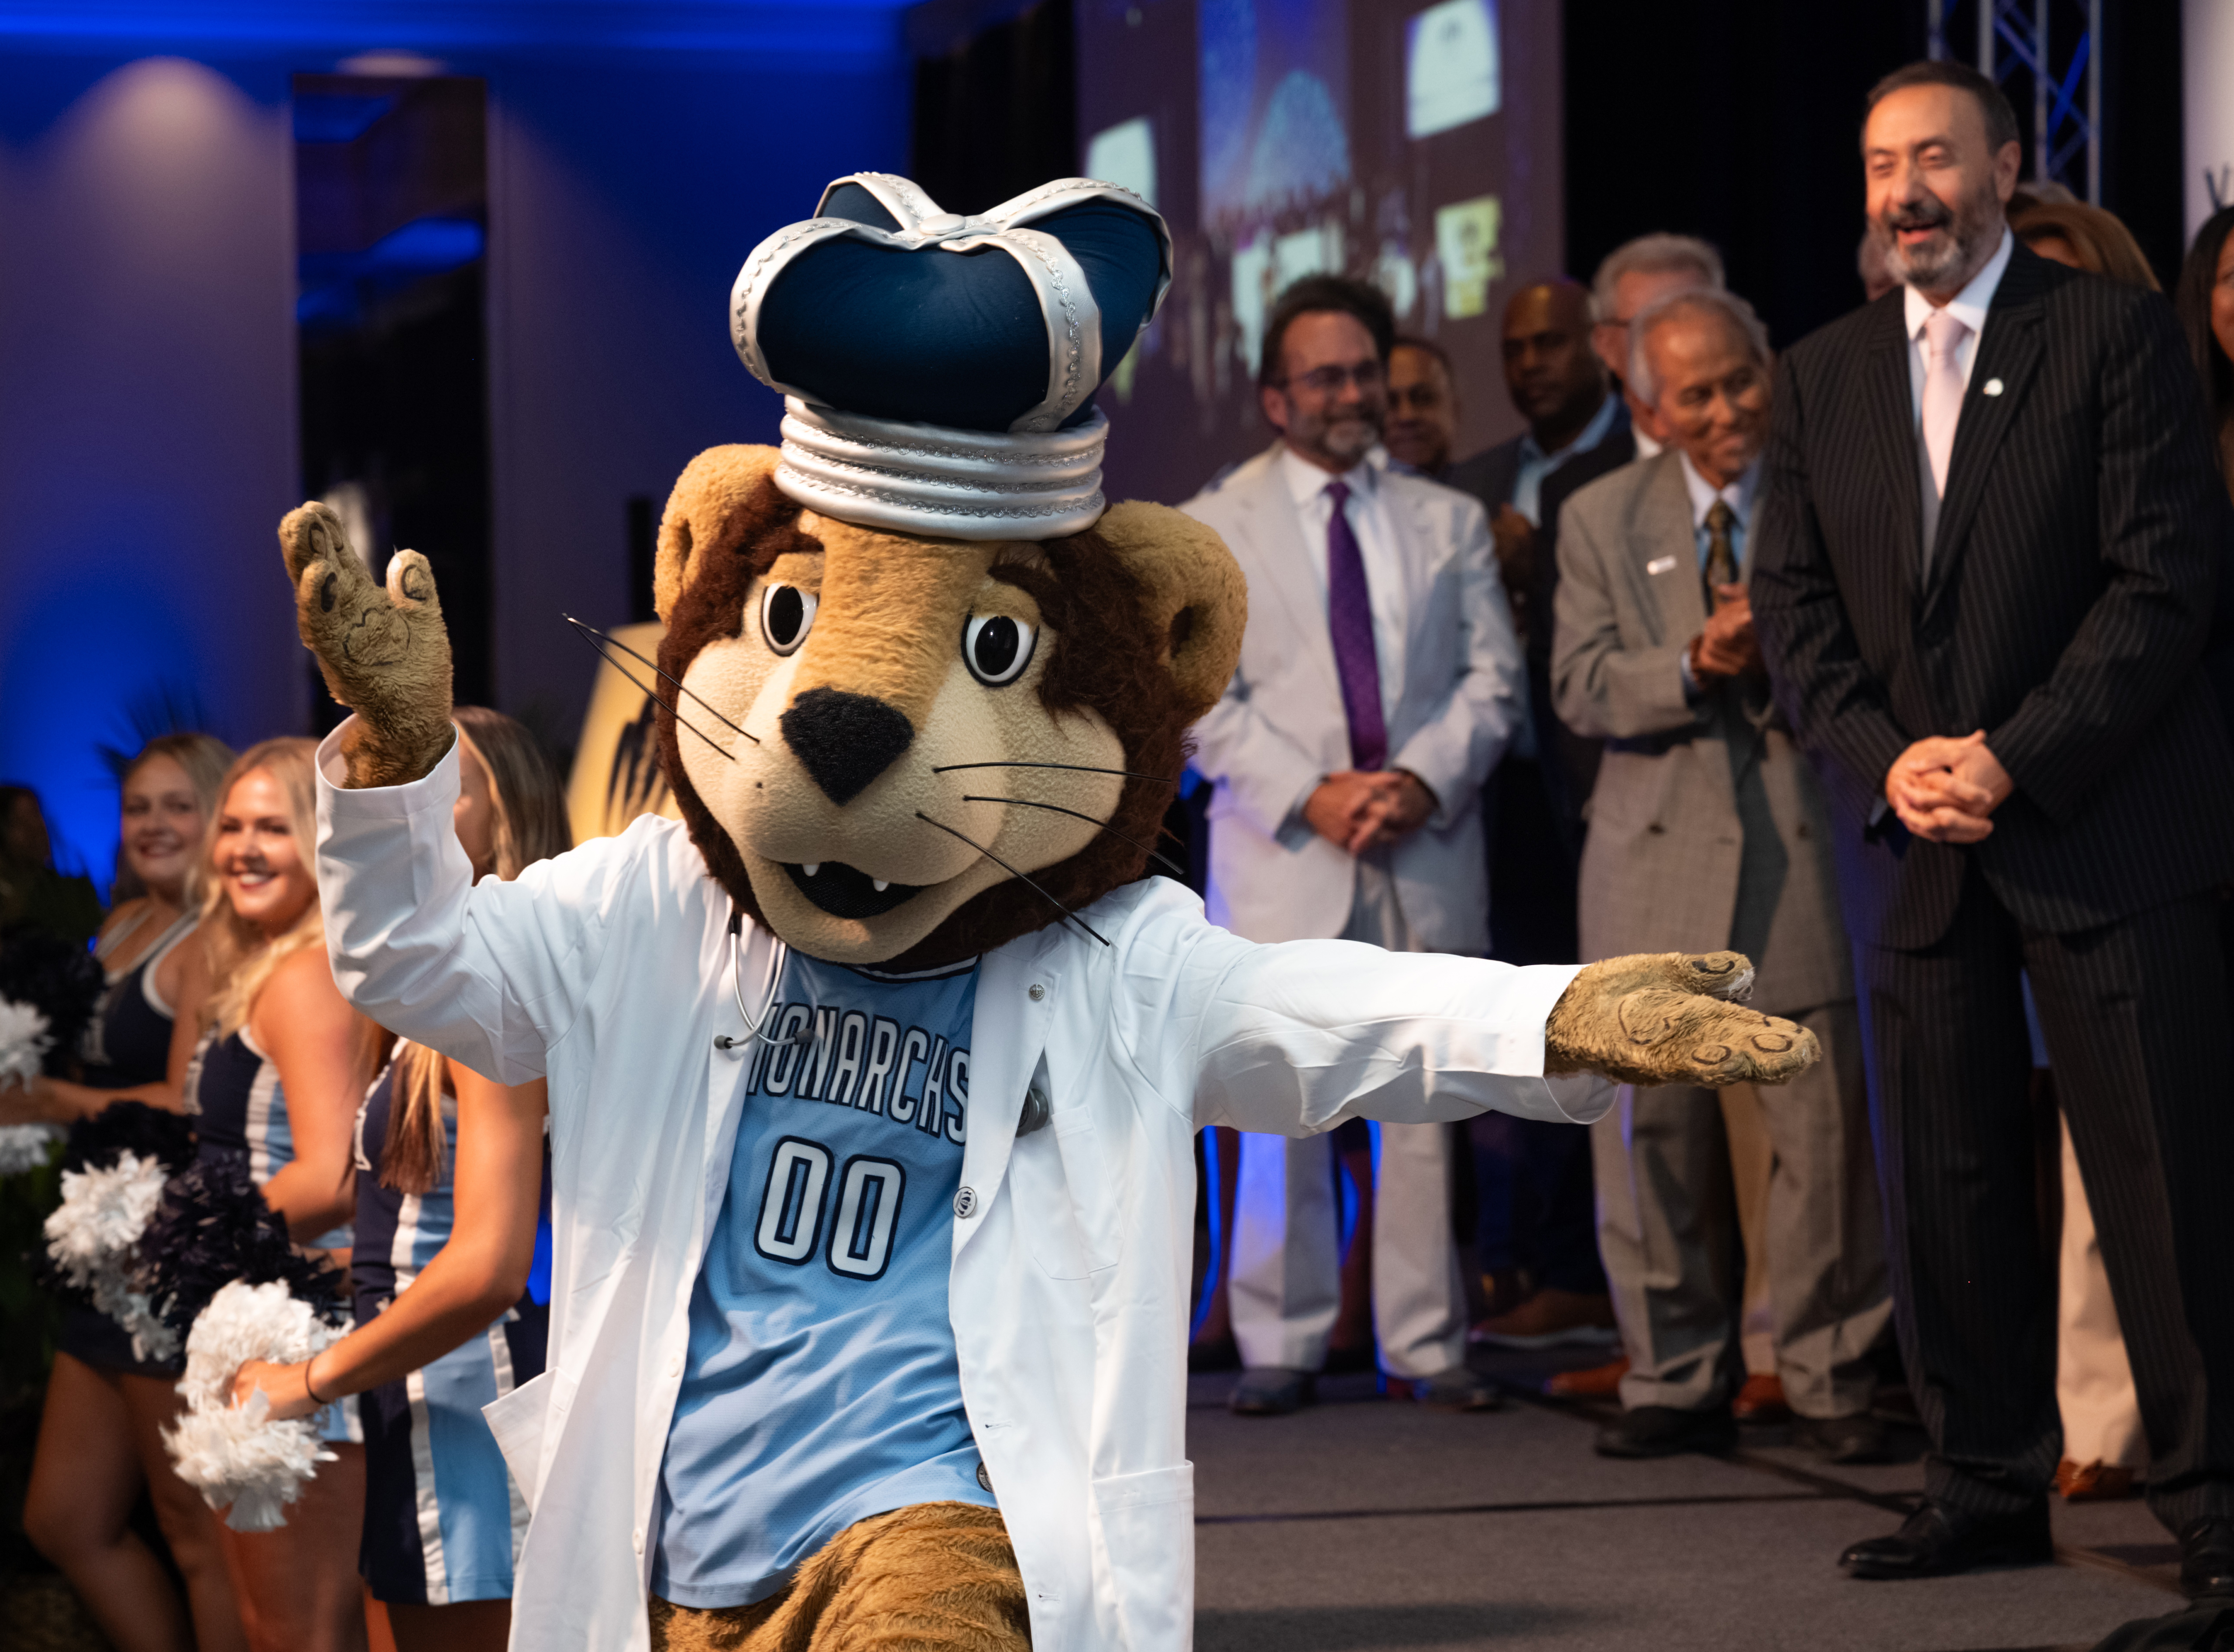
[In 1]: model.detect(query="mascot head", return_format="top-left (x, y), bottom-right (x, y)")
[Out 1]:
top-left (653, 174), bottom-right (1246, 970)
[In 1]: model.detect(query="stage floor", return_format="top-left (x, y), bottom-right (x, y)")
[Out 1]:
top-left (1188, 1353), bottom-right (2183, 1652)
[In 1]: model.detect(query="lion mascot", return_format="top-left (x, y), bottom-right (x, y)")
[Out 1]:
top-left (283, 173), bottom-right (1814, 1652)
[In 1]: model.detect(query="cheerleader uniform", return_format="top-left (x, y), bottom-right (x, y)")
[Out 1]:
top-left (352, 1049), bottom-right (549, 1606)
top-left (186, 1023), bottom-right (364, 1445)
top-left (59, 908), bottom-right (196, 1375)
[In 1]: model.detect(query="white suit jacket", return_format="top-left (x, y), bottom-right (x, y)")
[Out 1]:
top-left (1181, 446), bottom-right (1523, 951)
top-left (313, 728), bottom-right (1606, 1652)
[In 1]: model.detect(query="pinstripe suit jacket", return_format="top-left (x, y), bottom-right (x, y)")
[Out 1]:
top-left (1751, 241), bottom-right (2234, 950)
top-left (1553, 452), bottom-right (1849, 1015)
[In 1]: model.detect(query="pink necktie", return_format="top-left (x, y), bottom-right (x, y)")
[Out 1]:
top-left (1920, 309), bottom-right (1969, 499)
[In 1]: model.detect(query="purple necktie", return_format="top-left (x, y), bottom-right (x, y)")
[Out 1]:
top-left (1323, 480), bottom-right (1387, 773)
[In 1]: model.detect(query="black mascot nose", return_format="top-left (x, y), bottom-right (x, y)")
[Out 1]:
top-left (780, 687), bottom-right (915, 805)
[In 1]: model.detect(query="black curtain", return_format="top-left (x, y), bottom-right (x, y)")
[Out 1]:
top-left (1561, 1), bottom-right (2189, 347)
top-left (910, 0), bottom-right (1076, 214)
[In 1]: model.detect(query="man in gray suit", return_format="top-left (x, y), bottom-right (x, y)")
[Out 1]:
top-left (1553, 288), bottom-right (1891, 1462)
top-left (1186, 275), bottom-right (1524, 1416)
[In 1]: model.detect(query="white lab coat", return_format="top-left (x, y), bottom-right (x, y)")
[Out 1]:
top-left (313, 728), bottom-right (1607, 1652)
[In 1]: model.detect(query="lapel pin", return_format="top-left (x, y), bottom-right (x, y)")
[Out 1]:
top-left (1983, 377), bottom-right (2004, 396)
top-left (1646, 555), bottom-right (1677, 575)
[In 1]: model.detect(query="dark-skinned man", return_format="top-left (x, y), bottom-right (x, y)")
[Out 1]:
top-left (1437, 282), bottom-right (1628, 1353)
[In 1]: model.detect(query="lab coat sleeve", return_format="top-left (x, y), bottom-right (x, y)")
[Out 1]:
top-left (1111, 881), bottom-right (1612, 1130)
top-left (314, 720), bottom-right (623, 1085)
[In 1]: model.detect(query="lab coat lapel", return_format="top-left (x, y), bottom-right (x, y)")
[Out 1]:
top-left (953, 922), bottom-right (1066, 1259)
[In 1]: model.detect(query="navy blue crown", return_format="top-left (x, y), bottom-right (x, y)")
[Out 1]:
top-left (729, 174), bottom-right (1171, 540)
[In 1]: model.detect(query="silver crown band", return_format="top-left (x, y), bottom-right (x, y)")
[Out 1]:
top-left (775, 398), bottom-right (1108, 541)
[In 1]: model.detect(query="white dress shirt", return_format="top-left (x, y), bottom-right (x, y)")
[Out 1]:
top-left (1279, 444), bottom-right (1408, 722)
top-left (1903, 226), bottom-right (2014, 423)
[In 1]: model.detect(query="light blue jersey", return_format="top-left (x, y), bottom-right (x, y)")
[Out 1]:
top-left (652, 953), bottom-right (994, 1610)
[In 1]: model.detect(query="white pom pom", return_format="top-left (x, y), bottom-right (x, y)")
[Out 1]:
top-left (163, 1280), bottom-right (347, 1531)
top-left (44, 1150), bottom-right (170, 1288)
top-left (0, 997), bottom-right (51, 1089)
top-left (42, 1149), bottom-right (179, 1358)
top-left (0, 1122), bottom-right (62, 1175)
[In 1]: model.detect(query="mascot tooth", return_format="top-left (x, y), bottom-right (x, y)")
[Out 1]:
top-left (288, 171), bottom-right (1818, 1652)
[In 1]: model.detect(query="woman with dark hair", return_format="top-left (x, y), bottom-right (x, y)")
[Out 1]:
top-left (2175, 204), bottom-right (2234, 485)
top-left (232, 709), bottom-right (567, 1652)
top-left (14, 734), bottom-right (247, 1652)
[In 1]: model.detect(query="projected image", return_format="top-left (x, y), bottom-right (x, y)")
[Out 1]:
top-left (1077, 0), bottom-right (1560, 503)
top-left (1406, 0), bottom-right (1499, 138)
top-left (1199, 0), bottom-right (1352, 229)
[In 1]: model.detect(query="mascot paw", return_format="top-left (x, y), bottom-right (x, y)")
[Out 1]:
top-left (1544, 952), bottom-right (1818, 1088)
top-left (278, 502), bottom-right (454, 789)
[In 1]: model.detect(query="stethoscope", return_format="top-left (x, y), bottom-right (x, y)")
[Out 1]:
top-left (714, 907), bottom-right (808, 1051)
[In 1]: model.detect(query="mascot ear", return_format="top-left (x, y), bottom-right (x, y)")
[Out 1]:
top-left (654, 445), bottom-right (790, 624)
top-left (1092, 501), bottom-right (1248, 723)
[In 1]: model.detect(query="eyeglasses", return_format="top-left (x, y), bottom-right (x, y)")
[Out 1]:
top-left (1276, 360), bottom-right (1387, 398)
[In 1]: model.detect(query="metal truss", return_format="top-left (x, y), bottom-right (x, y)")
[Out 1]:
top-left (1927, 0), bottom-right (2102, 203)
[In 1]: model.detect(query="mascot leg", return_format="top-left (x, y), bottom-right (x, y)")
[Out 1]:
top-left (647, 1503), bottom-right (1028, 1652)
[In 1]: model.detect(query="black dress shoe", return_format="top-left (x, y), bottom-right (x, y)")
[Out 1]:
top-left (1229, 1367), bottom-right (1315, 1417)
top-left (1594, 1404), bottom-right (1737, 1459)
top-left (2179, 1517), bottom-right (2234, 1599)
top-left (1791, 1412), bottom-right (1891, 1465)
top-left (1839, 1500), bottom-right (2052, 1579)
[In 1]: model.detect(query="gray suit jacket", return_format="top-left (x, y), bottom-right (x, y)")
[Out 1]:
top-left (1183, 445), bottom-right (1524, 953)
top-left (1550, 451), bottom-right (1849, 1016)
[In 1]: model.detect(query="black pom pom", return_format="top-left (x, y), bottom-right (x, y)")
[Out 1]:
top-left (137, 1152), bottom-right (349, 1338)
top-left (62, 1099), bottom-right (196, 1176)
top-left (0, 927), bottom-right (106, 1075)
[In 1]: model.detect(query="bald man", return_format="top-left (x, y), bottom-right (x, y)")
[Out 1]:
top-left (1443, 282), bottom-right (1630, 1352)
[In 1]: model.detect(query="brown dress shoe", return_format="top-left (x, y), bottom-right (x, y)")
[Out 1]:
top-left (1543, 1355), bottom-right (1629, 1399)
top-left (1469, 1288), bottom-right (1620, 1349)
top-left (1733, 1372), bottom-right (1790, 1423)
top-left (2056, 1459), bottom-right (2139, 1501)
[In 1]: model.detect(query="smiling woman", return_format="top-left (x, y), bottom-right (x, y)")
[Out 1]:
top-left (165, 739), bottom-right (384, 1652)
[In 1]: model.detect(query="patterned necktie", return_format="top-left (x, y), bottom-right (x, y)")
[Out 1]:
top-left (1920, 309), bottom-right (1969, 500)
top-left (1703, 499), bottom-right (1739, 602)
top-left (1323, 480), bottom-right (1387, 773)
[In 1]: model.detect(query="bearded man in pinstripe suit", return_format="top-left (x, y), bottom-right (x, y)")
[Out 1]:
top-left (1752, 61), bottom-right (2234, 1593)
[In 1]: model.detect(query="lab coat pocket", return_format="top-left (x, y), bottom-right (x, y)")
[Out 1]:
top-left (1091, 1463), bottom-right (1194, 1651)
top-left (1009, 1120), bottom-right (1101, 1281)
top-left (482, 1365), bottom-right (573, 1515)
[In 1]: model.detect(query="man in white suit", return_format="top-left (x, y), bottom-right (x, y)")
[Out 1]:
top-left (1185, 275), bottom-right (1525, 1415)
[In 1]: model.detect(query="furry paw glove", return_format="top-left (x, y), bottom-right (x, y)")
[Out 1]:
top-left (1544, 951), bottom-right (1818, 1089)
top-left (279, 501), bottom-right (454, 789)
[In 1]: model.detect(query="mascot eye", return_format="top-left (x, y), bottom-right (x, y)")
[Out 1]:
top-left (962, 613), bottom-right (1036, 687)
top-left (760, 583), bottom-right (818, 655)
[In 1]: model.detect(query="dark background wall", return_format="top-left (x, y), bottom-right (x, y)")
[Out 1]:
top-left (0, 10), bottom-right (912, 888)
top-left (911, 0), bottom-right (2189, 388)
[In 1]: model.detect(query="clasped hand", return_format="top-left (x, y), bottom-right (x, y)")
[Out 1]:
top-left (1884, 729), bottom-right (2012, 843)
top-left (1304, 769), bottom-right (1436, 855)
top-left (1688, 585), bottom-right (1763, 681)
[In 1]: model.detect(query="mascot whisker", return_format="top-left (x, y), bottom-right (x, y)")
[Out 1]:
top-left (279, 170), bottom-right (1817, 1652)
